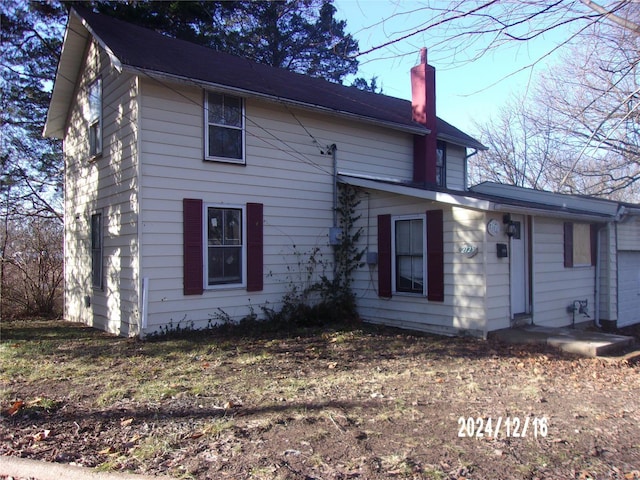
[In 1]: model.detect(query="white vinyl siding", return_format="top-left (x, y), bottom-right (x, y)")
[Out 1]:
top-left (139, 80), bottom-right (347, 331)
top-left (351, 192), bottom-right (488, 337)
top-left (64, 39), bottom-right (140, 336)
top-left (444, 143), bottom-right (467, 191)
top-left (532, 217), bottom-right (594, 327)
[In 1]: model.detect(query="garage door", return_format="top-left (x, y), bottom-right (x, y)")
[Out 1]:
top-left (618, 251), bottom-right (640, 328)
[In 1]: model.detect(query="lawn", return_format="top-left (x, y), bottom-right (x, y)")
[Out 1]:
top-left (1, 319), bottom-right (639, 479)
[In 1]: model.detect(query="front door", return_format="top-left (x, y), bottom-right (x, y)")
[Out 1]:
top-left (509, 215), bottom-right (528, 317)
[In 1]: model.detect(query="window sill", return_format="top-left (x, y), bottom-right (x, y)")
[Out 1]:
top-left (204, 156), bottom-right (246, 165)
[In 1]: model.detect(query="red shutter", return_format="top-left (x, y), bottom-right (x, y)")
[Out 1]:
top-left (426, 209), bottom-right (444, 302)
top-left (564, 222), bottom-right (573, 268)
top-left (246, 202), bottom-right (264, 292)
top-left (183, 198), bottom-right (203, 295)
top-left (377, 214), bottom-right (392, 298)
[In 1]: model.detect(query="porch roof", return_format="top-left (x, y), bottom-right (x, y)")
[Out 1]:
top-left (338, 173), bottom-right (624, 222)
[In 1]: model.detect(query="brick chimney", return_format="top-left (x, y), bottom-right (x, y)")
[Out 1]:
top-left (411, 48), bottom-right (438, 186)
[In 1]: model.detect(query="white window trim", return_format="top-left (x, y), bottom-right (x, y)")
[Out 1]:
top-left (204, 91), bottom-right (246, 164)
top-left (203, 203), bottom-right (247, 290)
top-left (391, 213), bottom-right (427, 296)
top-left (88, 77), bottom-right (102, 159)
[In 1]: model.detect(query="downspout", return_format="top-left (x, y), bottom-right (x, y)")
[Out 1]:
top-left (463, 148), bottom-right (479, 191)
top-left (331, 144), bottom-right (338, 227)
top-left (594, 224), bottom-right (605, 329)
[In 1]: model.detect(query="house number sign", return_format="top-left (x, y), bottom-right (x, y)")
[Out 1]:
top-left (459, 244), bottom-right (479, 258)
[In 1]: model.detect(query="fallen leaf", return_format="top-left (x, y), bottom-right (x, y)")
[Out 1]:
top-left (120, 418), bottom-right (133, 427)
top-left (7, 400), bottom-right (24, 416)
top-left (99, 446), bottom-right (116, 455)
top-left (33, 429), bottom-right (51, 441)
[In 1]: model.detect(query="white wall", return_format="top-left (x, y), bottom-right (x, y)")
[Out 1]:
top-left (137, 79), bottom-right (418, 332)
top-left (64, 40), bottom-right (140, 336)
top-left (531, 217), bottom-right (595, 327)
top-left (350, 189), bottom-right (489, 337)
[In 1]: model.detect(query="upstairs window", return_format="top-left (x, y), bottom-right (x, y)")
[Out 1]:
top-left (88, 78), bottom-right (102, 157)
top-left (205, 92), bottom-right (244, 163)
top-left (436, 140), bottom-right (446, 187)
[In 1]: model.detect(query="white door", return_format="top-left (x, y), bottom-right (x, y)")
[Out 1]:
top-left (618, 251), bottom-right (640, 328)
top-left (510, 215), bottom-right (528, 316)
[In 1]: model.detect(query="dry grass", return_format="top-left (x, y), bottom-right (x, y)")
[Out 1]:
top-left (1, 319), bottom-right (640, 479)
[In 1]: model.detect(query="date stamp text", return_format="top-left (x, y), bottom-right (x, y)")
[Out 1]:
top-left (457, 416), bottom-right (548, 439)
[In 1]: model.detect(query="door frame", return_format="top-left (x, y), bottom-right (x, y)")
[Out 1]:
top-left (509, 214), bottom-right (531, 319)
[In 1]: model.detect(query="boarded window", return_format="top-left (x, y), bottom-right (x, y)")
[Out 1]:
top-left (564, 222), bottom-right (597, 268)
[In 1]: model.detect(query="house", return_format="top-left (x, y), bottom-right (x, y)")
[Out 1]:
top-left (44, 7), bottom-right (640, 338)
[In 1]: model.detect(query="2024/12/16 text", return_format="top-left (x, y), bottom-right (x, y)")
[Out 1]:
top-left (457, 416), bottom-right (548, 439)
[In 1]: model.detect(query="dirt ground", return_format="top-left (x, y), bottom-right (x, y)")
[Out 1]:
top-left (1, 319), bottom-right (640, 480)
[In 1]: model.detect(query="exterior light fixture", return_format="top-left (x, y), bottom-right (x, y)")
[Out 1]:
top-left (503, 214), bottom-right (517, 237)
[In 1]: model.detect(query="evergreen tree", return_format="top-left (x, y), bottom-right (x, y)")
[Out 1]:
top-left (82, 0), bottom-right (359, 84)
top-left (1, 0), bottom-right (65, 221)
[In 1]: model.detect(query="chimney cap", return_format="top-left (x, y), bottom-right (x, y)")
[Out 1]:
top-left (419, 48), bottom-right (427, 64)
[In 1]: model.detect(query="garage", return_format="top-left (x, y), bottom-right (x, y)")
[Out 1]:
top-left (618, 251), bottom-right (640, 328)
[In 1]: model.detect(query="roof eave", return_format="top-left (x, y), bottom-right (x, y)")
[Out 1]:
top-left (44, 8), bottom-right (124, 139)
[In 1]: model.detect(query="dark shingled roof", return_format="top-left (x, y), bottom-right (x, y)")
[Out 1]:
top-left (72, 6), bottom-right (486, 150)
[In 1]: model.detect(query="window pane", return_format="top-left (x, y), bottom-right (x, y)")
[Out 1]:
top-left (397, 256), bottom-right (413, 290)
top-left (208, 92), bottom-right (224, 124)
top-left (224, 96), bottom-right (242, 127)
top-left (208, 209), bottom-right (223, 245)
top-left (224, 210), bottom-right (241, 245)
top-left (208, 126), bottom-right (242, 159)
top-left (208, 246), bottom-right (242, 285)
top-left (89, 79), bottom-right (101, 122)
top-left (396, 220), bottom-right (410, 254)
top-left (410, 219), bottom-right (422, 254)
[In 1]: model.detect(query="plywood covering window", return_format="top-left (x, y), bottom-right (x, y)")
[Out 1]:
top-left (564, 222), bottom-right (597, 268)
top-left (205, 92), bottom-right (245, 163)
top-left (88, 78), bottom-right (102, 158)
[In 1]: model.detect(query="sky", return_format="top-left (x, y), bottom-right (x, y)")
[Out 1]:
top-left (332, 0), bottom-right (571, 135)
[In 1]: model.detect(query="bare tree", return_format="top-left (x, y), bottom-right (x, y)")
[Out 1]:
top-left (471, 7), bottom-right (639, 201)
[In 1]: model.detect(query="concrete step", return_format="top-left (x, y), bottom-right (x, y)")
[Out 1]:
top-left (490, 325), bottom-right (636, 357)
